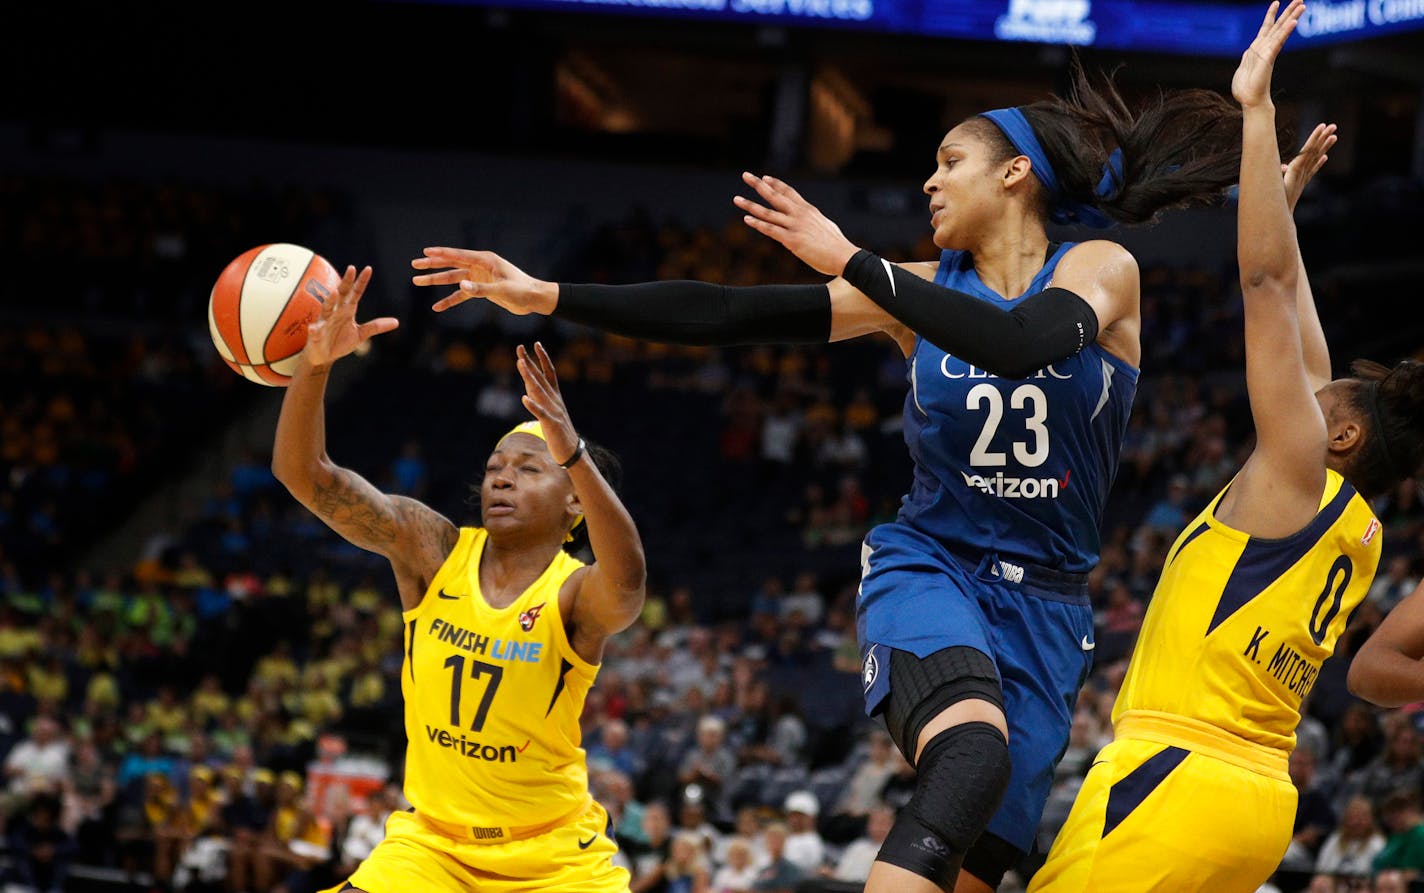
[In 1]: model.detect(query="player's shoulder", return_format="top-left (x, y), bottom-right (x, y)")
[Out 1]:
top-left (1059, 239), bottom-right (1138, 273)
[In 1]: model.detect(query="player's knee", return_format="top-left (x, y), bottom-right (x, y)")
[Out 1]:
top-left (882, 646), bottom-right (1003, 765)
top-left (876, 721), bottom-right (1012, 890)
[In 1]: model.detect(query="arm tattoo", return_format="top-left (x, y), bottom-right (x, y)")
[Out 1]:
top-left (311, 468), bottom-right (399, 550)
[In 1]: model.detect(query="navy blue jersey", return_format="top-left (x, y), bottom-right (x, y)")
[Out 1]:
top-left (898, 243), bottom-right (1139, 574)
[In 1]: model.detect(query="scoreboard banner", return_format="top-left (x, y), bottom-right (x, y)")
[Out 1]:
top-left (405, 0), bottom-right (1424, 55)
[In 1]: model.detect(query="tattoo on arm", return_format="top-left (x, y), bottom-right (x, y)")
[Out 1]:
top-left (311, 468), bottom-right (400, 552)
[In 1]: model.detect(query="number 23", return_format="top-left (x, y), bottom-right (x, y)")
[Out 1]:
top-left (967, 383), bottom-right (1050, 468)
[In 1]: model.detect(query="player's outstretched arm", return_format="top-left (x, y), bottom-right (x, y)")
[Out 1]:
top-left (1349, 581), bottom-right (1424, 707)
top-left (1224, 0), bottom-right (1328, 531)
top-left (272, 266), bottom-right (457, 609)
top-left (411, 246), bottom-right (915, 351)
top-left (515, 342), bottom-right (646, 663)
top-left (1283, 122), bottom-right (1339, 393)
top-left (735, 172), bottom-right (1137, 376)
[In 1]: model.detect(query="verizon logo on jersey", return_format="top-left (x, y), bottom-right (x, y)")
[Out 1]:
top-left (960, 469), bottom-right (1071, 499)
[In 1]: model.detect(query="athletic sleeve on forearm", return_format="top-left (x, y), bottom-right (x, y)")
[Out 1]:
top-left (840, 249), bottom-right (1100, 379)
top-left (554, 280), bottom-right (831, 346)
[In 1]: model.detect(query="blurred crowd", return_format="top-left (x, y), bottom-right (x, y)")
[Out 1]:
top-left (1, 177), bottom-right (1423, 893)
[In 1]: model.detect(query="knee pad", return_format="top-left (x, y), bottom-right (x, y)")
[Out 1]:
top-left (881, 646), bottom-right (1003, 766)
top-left (875, 721), bottom-right (1012, 891)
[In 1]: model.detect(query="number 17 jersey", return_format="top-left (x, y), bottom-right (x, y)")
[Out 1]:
top-left (900, 244), bottom-right (1139, 573)
top-left (401, 527), bottom-right (597, 831)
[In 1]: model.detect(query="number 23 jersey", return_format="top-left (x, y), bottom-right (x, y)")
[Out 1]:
top-left (900, 243), bottom-right (1139, 574)
top-left (401, 527), bottom-right (597, 830)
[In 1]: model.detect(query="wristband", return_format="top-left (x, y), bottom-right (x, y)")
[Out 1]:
top-left (559, 438), bottom-right (587, 469)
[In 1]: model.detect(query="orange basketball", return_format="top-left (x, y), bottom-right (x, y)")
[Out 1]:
top-left (208, 243), bottom-right (339, 386)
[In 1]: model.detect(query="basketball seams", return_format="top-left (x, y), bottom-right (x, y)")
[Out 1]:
top-left (263, 253), bottom-right (326, 365)
top-left (213, 246), bottom-right (260, 366)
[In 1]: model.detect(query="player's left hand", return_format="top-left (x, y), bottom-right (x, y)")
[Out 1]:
top-left (515, 342), bottom-right (581, 466)
top-left (735, 173), bottom-right (860, 277)
top-left (1283, 122), bottom-right (1338, 213)
top-left (1232, 0), bottom-right (1305, 110)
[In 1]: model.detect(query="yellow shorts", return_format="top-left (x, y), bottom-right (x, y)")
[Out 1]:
top-left (326, 800), bottom-right (630, 893)
top-left (1027, 737), bottom-right (1296, 893)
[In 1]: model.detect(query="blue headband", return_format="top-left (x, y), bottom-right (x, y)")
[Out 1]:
top-left (980, 108), bottom-right (1123, 230)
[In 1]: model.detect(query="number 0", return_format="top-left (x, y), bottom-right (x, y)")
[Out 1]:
top-left (1308, 555), bottom-right (1352, 646)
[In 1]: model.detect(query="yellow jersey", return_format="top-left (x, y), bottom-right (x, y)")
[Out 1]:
top-left (401, 527), bottom-right (598, 833)
top-left (1115, 469), bottom-right (1381, 757)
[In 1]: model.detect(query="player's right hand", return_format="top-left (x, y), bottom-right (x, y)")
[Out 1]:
top-left (1231, 0), bottom-right (1304, 110)
top-left (303, 265), bottom-right (399, 369)
top-left (411, 248), bottom-right (559, 316)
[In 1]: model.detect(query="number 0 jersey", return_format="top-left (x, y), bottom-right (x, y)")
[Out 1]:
top-left (901, 244), bottom-right (1139, 574)
top-left (1115, 469), bottom-right (1382, 756)
top-left (401, 527), bottom-right (597, 831)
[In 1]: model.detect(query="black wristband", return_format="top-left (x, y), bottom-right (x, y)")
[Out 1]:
top-left (559, 438), bottom-right (587, 469)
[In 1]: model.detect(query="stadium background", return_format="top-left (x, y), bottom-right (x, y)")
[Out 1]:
top-left (1, 1), bottom-right (1423, 891)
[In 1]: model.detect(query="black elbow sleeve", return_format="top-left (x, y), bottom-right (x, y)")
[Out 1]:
top-left (554, 281), bottom-right (831, 346)
top-left (841, 249), bottom-right (1098, 377)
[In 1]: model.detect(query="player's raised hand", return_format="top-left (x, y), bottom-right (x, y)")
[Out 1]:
top-left (1283, 122), bottom-right (1337, 212)
top-left (735, 173), bottom-right (860, 277)
top-left (515, 342), bottom-right (581, 466)
top-left (411, 248), bottom-right (558, 316)
top-left (303, 266), bottom-right (399, 368)
top-left (1232, 0), bottom-right (1305, 109)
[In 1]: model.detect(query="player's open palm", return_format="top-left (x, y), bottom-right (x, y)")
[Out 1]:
top-left (735, 173), bottom-right (860, 277)
top-left (303, 265), bottom-right (399, 368)
top-left (515, 342), bottom-right (580, 465)
top-left (1232, 0), bottom-right (1304, 109)
top-left (412, 247), bottom-right (557, 317)
top-left (1284, 123), bottom-right (1338, 212)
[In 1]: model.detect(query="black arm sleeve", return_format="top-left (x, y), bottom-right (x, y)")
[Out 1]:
top-left (840, 249), bottom-right (1100, 379)
top-left (554, 281), bottom-right (831, 347)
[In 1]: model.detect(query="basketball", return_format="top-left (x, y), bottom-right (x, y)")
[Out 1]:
top-left (208, 243), bottom-right (340, 386)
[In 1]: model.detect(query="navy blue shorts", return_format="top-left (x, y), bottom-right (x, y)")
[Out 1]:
top-left (857, 521), bottom-right (1096, 854)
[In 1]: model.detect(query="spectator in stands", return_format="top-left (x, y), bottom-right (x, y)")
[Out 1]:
top-left (711, 837), bottom-right (760, 893)
top-left (4, 715), bottom-right (69, 804)
top-left (5, 792), bottom-right (76, 893)
top-left (780, 572), bottom-right (824, 628)
top-left (589, 717), bottom-right (644, 779)
top-left (1374, 789), bottom-right (1424, 875)
top-left (223, 767), bottom-right (276, 893)
top-left (1327, 704), bottom-right (1384, 800)
top-left (1317, 796), bottom-right (1386, 879)
top-left (155, 764), bottom-right (222, 886)
top-left (631, 801), bottom-right (675, 893)
top-left (1279, 745), bottom-right (1337, 872)
top-left (781, 790), bottom-right (825, 874)
top-left (664, 831), bottom-right (712, 893)
top-left (829, 728), bottom-right (897, 838)
top-left (828, 803), bottom-right (894, 884)
top-left (1355, 721), bottom-right (1424, 809)
top-left (750, 822), bottom-right (804, 893)
top-left (1373, 869), bottom-right (1408, 893)
top-left (676, 790), bottom-right (725, 860)
top-left (679, 716), bottom-right (737, 807)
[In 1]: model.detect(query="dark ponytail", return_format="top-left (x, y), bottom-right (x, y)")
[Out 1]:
top-left (1343, 359), bottom-right (1424, 499)
top-left (973, 58), bottom-right (1290, 227)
